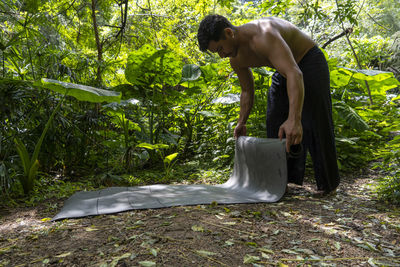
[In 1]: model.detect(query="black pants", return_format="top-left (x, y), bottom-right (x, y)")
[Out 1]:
top-left (266, 46), bottom-right (340, 193)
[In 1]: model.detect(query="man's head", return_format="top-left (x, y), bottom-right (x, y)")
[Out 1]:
top-left (197, 15), bottom-right (237, 57)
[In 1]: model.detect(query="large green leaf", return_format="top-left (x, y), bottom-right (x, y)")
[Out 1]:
top-left (103, 99), bottom-right (140, 114)
top-left (137, 143), bottom-right (156, 150)
top-left (125, 44), bottom-right (182, 87)
top-left (253, 67), bottom-right (274, 77)
top-left (330, 67), bottom-right (400, 96)
top-left (37, 79), bottom-right (121, 103)
top-left (212, 93), bottom-right (240, 104)
top-left (181, 64), bottom-right (201, 82)
top-left (198, 110), bottom-right (220, 117)
top-left (333, 101), bottom-right (370, 131)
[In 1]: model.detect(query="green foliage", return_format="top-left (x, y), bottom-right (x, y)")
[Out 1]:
top-left (333, 101), bottom-right (369, 131)
top-left (11, 79), bottom-right (122, 195)
top-left (125, 45), bottom-right (182, 87)
top-left (330, 67), bottom-right (400, 98)
top-left (374, 136), bottom-right (400, 204)
top-left (333, 0), bottom-right (358, 25)
top-left (329, 64), bottom-right (400, 171)
top-left (124, 44), bottom-right (185, 146)
top-left (103, 99), bottom-right (142, 170)
top-left (137, 143), bottom-right (179, 177)
top-left (13, 99), bottom-right (63, 195)
top-left (259, 0), bottom-right (293, 16)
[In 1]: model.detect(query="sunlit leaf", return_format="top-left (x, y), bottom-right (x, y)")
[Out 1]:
top-left (258, 247), bottom-right (274, 254)
top-left (198, 110), bottom-right (220, 117)
top-left (164, 153), bottom-right (178, 163)
top-left (150, 248), bottom-right (158, 257)
top-left (282, 249), bottom-right (298, 254)
top-left (243, 254), bottom-right (260, 264)
top-left (196, 250), bottom-right (217, 256)
top-left (191, 225), bottom-right (204, 232)
top-left (224, 240), bottom-right (234, 246)
top-left (0, 245), bottom-right (14, 254)
top-left (154, 144), bottom-right (169, 150)
top-left (110, 253), bottom-right (132, 267)
top-left (293, 248), bottom-right (314, 254)
top-left (212, 93), bottom-right (240, 104)
top-left (103, 99), bottom-right (140, 111)
top-left (335, 137), bottom-right (359, 145)
top-left (253, 67), bottom-right (274, 77)
top-left (37, 79), bottom-right (121, 103)
top-left (137, 143), bottom-right (156, 150)
top-left (330, 67), bottom-right (400, 95)
top-left (138, 261), bottom-right (156, 267)
top-left (55, 252), bottom-right (72, 258)
top-left (85, 226), bottom-right (99, 232)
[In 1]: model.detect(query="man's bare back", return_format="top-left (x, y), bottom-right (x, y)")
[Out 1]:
top-left (230, 17), bottom-right (316, 69)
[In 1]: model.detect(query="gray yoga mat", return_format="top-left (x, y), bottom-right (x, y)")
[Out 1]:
top-left (52, 136), bottom-right (287, 221)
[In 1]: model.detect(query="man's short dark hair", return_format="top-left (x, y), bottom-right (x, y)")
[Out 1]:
top-left (197, 15), bottom-right (235, 52)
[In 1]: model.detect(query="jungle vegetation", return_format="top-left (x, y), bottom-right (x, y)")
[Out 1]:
top-left (0, 0), bottom-right (399, 204)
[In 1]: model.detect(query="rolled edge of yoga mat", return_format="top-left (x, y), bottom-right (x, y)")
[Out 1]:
top-left (219, 136), bottom-right (287, 202)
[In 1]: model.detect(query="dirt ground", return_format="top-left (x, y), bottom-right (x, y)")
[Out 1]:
top-left (1, 170), bottom-right (400, 267)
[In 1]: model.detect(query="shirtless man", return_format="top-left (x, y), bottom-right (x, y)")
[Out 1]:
top-left (197, 15), bottom-right (340, 194)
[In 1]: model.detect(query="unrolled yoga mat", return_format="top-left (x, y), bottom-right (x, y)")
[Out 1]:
top-left (52, 136), bottom-right (287, 221)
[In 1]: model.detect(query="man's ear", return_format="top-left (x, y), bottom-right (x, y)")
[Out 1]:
top-left (224, 28), bottom-right (234, 39)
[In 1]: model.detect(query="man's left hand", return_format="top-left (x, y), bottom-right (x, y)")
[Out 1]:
top-left (278, 119), bottom-right (303, 152)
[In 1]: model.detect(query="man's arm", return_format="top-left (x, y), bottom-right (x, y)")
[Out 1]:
top-left (231, 64), bottom-right (254, 139)
top-left (254, 28), bottom-right (304, 152)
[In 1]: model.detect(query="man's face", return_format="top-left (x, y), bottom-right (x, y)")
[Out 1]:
top-left (207, 29), bottom-right (237, 58)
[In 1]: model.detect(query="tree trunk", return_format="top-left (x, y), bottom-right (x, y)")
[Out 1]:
top-left (91, 0), bottom-right (103, 87)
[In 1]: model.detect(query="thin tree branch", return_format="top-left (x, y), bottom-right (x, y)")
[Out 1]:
top-left (322, 28), bottom-right (353, 49)
top-left (366, 13), bottom-right (391, 31)
top-left (131, 13), bottom-right (171, 17)
top-left (146, 0), bottom-right (160, 47)
top-left (91, 0), bottom-right (103, 86)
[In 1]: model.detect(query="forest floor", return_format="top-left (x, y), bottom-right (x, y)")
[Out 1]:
top-left (1, 168), bottom-right (400, 267)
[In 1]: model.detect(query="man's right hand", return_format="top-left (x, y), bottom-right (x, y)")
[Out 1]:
top-left (234, 123), bottom-right (247, 139)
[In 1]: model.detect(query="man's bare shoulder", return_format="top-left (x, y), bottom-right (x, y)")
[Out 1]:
top-left (249, 20), bottom-right (281, 52)
top-left (236, 19), bottom-right (276, 48)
